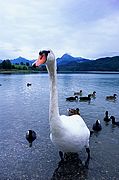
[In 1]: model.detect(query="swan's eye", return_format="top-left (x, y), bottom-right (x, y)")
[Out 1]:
top-left (39, 51), bottom-right (42, 55)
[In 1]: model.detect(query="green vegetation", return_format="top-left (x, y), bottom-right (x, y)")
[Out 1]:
top-left (0, 60), bottom-right (41, 74)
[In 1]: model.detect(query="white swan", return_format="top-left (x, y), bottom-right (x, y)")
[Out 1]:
top-left (33, 50), bottom-right (90, 163)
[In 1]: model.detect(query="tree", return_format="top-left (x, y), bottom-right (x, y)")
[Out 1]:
top-left (23, 66), bottom-right (28, 70)
top-left (26, 62), bottom-right (29, 66)
top-left (1, 60), bottom-right (12, 69)
top-left (20, 62), bottom-right (24, 65)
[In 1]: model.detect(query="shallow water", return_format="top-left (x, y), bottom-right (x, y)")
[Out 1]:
top-left (0, 73), bottom-right (119, 179)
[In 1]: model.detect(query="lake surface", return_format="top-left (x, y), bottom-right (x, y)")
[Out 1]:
top-left (0, 73), bottom-right (119, 180)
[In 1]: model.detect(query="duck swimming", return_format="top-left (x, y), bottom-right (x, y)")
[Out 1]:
top-left (26, 130), bottom-right (36, 147)
top-left (27, 83), bottom-right (32, 87)
top-left (92, 120), bottom-right (102, 131)
top-left (80, 94), bottom-right (91, 102)
top-left (74, 90), bottom-right (82, 96)
top-left (33, 50), bottom-right (90, 164)
top-left (66, 96), bottom-right (78, 101)
top-left (89, 91), bottom-right (96, 98)
top-left (106, 94), bottom-right (117, 101)
top-left (110, 116), bottom-right (119, 126)
top-left (67, 108), bottom-right (80, 116)
top-left (104, 111), bottom-right (110, 122)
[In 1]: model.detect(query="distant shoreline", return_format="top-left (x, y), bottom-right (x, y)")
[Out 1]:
top-left (0, 70), bottom-right (40, 74)
top-left (1, 70), bottom-right (119, 74)
top-left (57, 71), bottom-right (119, 74)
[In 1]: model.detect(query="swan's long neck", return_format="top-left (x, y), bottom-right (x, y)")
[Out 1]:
top-left (46, 60), bottom-right (60, 127)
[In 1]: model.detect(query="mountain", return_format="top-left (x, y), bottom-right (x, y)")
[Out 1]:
top-left (58, 56), bottom-right (119, 72)
top-left (1, 54), bottom-right (119, 72)
top-left (10, 57), bottom-right (34, 65)
top-left (57, 53), bottom-right (90, 65)
top-left (0, 54), bottom-right (91, 67)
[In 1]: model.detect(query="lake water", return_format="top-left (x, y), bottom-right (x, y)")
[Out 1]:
top-left (0, 73), bottom-right (119, 180)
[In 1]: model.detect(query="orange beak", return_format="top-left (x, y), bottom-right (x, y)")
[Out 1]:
top-left (33, 54), bottom-right (47, 67)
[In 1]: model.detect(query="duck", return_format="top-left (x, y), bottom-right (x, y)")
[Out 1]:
top-left (89, 91), bottom-right (96, 98)
top-left (27, 83), bottom-right (32, 87)
top-left (67, 108), bottom-right (80, 116)
top-left (106, 94), bottom-right (117, 101)
top-left (33, 49), bottom-right (90, 164)
top-left (79, 94), bottom-right (91, 102)
top-left (110, 116), bottom-right (119, 126)
top-left (92, 120), bottom-right (102, 131)
top-left (103, 111), bottom-right (110, 122)
top-left (74, 90), bottom-right (82, 96)
top-left (26, 130), bottom-right (36, 147)
top-left (66, 96), bottom-right (78, 101)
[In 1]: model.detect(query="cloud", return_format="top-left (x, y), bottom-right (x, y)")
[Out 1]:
top-left (0, 0), bottom-right (119, 59)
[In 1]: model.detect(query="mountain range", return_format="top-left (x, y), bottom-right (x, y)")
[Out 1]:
top-left (1, 54), bottom-right (119, 71)
top-left (57, 55), bottom-right (119, 72)
top-left (57, 54), bottom-right (90, 65)
top-left (10, 56), bottom-right (34, 65)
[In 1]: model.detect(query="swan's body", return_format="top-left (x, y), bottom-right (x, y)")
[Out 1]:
top-left (33, 50), bottom-right (90, 161)
top-left (50, 114), bottom-right (90, 152)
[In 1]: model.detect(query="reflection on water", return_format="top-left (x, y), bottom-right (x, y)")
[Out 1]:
top-left (0, 73), bottom-right (119, 179)
top-left (51, 153), bottom-right (88, 180)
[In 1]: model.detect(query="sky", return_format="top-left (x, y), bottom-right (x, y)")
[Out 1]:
top-left (0, 0), bottom-right (119, 60)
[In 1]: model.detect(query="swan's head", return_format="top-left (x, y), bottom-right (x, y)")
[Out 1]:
top-left (33, 49), bottom-right (55, 67)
